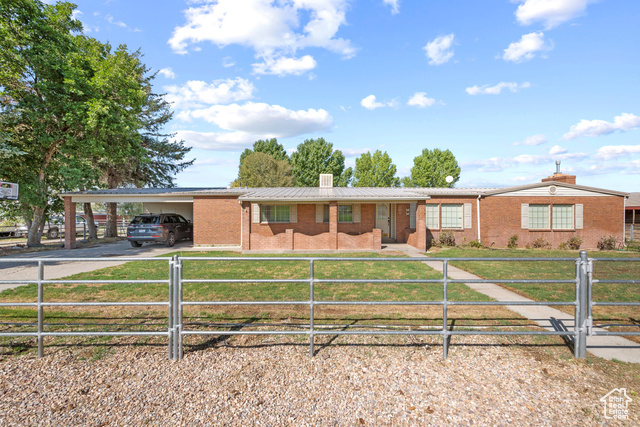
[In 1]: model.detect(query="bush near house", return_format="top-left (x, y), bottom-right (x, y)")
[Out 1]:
top-left (597, 236), bottom-right (617, 251)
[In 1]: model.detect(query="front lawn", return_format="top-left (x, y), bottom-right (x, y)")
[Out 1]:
top-left (435, 247), bottom-right (640, 338)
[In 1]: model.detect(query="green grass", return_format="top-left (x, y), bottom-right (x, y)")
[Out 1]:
top-left (0, 251), bottom-right (490, 303)
top-left (435, 247), bottom-right (640, 328)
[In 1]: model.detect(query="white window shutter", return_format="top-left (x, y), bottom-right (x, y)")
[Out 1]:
top-left (316, 204), bottom-right (323, 223)
top-left (410, 203), bottom-right (416, 229)
top-left (463, 203), bottom-right (472, 229)
top-left (353, 204), bottom-right (361, 223)
top-left (575, 204), bottom-right (583, 229)
top-left (289, 204), bottom-right (297, 223)
top-left (521, 204), bottom-right (529, 229)
top-left (252, 203), bottom-right (260, 223)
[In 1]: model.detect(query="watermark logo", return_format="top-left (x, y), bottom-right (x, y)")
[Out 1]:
top-left (600, 388), bottom-right (632, 420)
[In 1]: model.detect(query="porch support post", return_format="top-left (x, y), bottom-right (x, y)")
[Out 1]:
top-left (415, 200), bottom-right (426, 251)
top-left (329, 201), bottom-right (338, 250)
top-left (242, 202), bottom-right (251, 250)
top-left (64, 196), bottom-right (76, 249)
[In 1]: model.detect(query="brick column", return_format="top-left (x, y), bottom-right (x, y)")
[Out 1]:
top-left (329, 201), bottom-right (338, 250)
top-left (415, 200), bottom-right (426, 251)
top-left (64, 196), bottom-right (76, 249)
top-left (242, 202), bottom-right (251, 250)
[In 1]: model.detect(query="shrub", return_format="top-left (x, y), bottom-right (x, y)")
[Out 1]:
top-left (467, 239), bottom-right (484, 248)
top-left (507, 234), bottom-right (519, 249)
top-left (438, 230), bottom-right (456, 247)
top-left (565, 236), bottom-right (583, 250)
top-left (597, 235), bottom-right (617, 251)
top-left (527, 236), bottom-right (551, 249)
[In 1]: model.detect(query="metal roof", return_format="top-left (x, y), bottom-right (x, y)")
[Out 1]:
top-left (62, 182), bottom-right (627, 202)
top-left (627, 192), bottom-right (640, 207)
top-left (236, 187), bottom-right (493, 202)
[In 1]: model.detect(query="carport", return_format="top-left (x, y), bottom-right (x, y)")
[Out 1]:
top-left (61, 188), bottom-right (239, 249)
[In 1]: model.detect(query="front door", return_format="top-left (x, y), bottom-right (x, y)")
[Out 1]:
top-left (376, 203), bottom-right (392, 242)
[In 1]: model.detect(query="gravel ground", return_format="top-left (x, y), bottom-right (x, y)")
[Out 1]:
top-left (0, 335), bottom-right (637, 426)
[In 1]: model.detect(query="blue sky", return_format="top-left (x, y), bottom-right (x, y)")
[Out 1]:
top-left (61, 0), bottom-right (639, 191)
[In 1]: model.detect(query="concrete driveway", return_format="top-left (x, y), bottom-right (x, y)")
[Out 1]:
top-left (0, 240), bottom-right (239, 290)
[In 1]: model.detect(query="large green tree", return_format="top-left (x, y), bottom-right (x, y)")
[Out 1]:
top-left (402, 148), bottom-right (461, 188)
top-left (232, 152), bottom-right (295, 187)
top-left (239, 138), bottom-right (289, 166)
top-left (0, 0), bottom-right (98, 245)
top-left (290, 137), bottom-right (350, 187)
top-left (352, 150), bottom-right (399, 187)
top-left (0, 1), bottom-right (191, 243)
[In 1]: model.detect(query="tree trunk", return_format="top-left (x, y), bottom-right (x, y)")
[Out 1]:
top-left (104, 169), bottom-right (119, 237)
top-left (105, 202), bottom-right (118, 237)
top-left (83, 203), bottom-right (98, 240)
top-left (26, 206), bottom-right (46, 246)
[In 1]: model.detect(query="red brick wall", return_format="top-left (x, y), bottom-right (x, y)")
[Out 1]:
top-left (424, 197), bottom-right (479, 246)
top-left (480, 195), bottom-right (625, 249)
top-left (395, 203), bottom-right (413, 243)
top-left (246, 202), bottom-right (381, 250)
top-left (193, 196), bottom-right (242, 245)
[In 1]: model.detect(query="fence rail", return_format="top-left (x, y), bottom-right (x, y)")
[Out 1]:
top-left (0, 251), bottom-right (637, 360)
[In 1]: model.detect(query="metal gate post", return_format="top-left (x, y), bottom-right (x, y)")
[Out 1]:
top-left (309, 259), bottom-right (315, 357)
top-left (168, 256), bottom-right (175, 360)
top-left (37, 261), bottom-right (44, 358)
top-left (442, 260), bottom-right (449, 359)
top-left (177, 257), bottom-right (184, 360)
top-left (575, 251), bottom-right (588, 358)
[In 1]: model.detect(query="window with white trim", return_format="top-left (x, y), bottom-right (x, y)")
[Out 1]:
top-left (552, 205), bottom-right (574, 230)
top-left (338, 205), bottom-right (353, 222)
top-left (261, 205), bottom-right (290, 223)
top-left (323, 205), bottom-right (330, 223)
top-left (528, 204), bottom-right (550, 229)
top-left (425, 204), bottom-right (439, 229)
top-left (441, 204), bottom-right (463, 229)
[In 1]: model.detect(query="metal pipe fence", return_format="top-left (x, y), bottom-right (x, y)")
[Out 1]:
top-left (0, 251), bottom-right (637, 360)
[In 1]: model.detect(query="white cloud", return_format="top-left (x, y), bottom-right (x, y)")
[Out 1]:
top-left (513, 134), bottom-right (547, 146)
top-left (595, 145), bottom-right (640, 160)
top-left (174, 130), bottom-right (255, 151)
top-left (549, 145), bottom-right (567, 155)
top-left (222, 56), bottom-right (235, 68)
top-left (168, 0), bottom-right (355, 63)
top-left (515, 0), bottom-right (591, 29)
top-left (105, 14), bottom-right (127, 28)
top-left (383, 0), bottom-right (400, 15)
top-left (424, 34), bottom-right (455, 65)
top-left (463, 151), bottom-right (588, 172)
top-left (165, 78), bottom-right (256, 109)
top-left (253, 55), bottom-right (317, 76)
top-left (407, 92), bottom-right (436, 108)
top-left (360, 95), bottom-right (396, 110)
top-left (503, 32), bottom-right (551, 62)
top-left (562, 113), bottom-right (640, 140)
top-left (158, 68), bottom-right (176, 79)
top-left (179, 102), bottom-right (333, 138)
top-left (466, 82), bottom-right (531, 95)
top-left (339, 148), bottom-right (371, 157)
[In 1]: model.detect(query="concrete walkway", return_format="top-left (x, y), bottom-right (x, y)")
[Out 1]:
top-left (384, 244), bottom-right (640, 363)
top-left (0, 240), bottom-right (240, 291)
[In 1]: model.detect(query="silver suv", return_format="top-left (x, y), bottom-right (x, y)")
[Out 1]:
top-left (126, 213), bottom-right (193, 247)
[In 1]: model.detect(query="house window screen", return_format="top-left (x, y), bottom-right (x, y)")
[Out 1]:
top-left (261, 205), bottom-right (290, 223)
top-left (338, 205), bottom-right (353, 222)
top-left (323, 205), bottom-right (330, 223)
top-left (425, 204), bottom-right (439, 229)
top-left (553, 205), bottom-right (573, 229)
top-left (528, 204), bottom-right (549, 229)
top-left (441, 204), bottom-right (462, 228)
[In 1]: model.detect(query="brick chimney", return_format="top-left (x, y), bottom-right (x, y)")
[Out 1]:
top-left (542, 161), bottom-right (576, 185)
